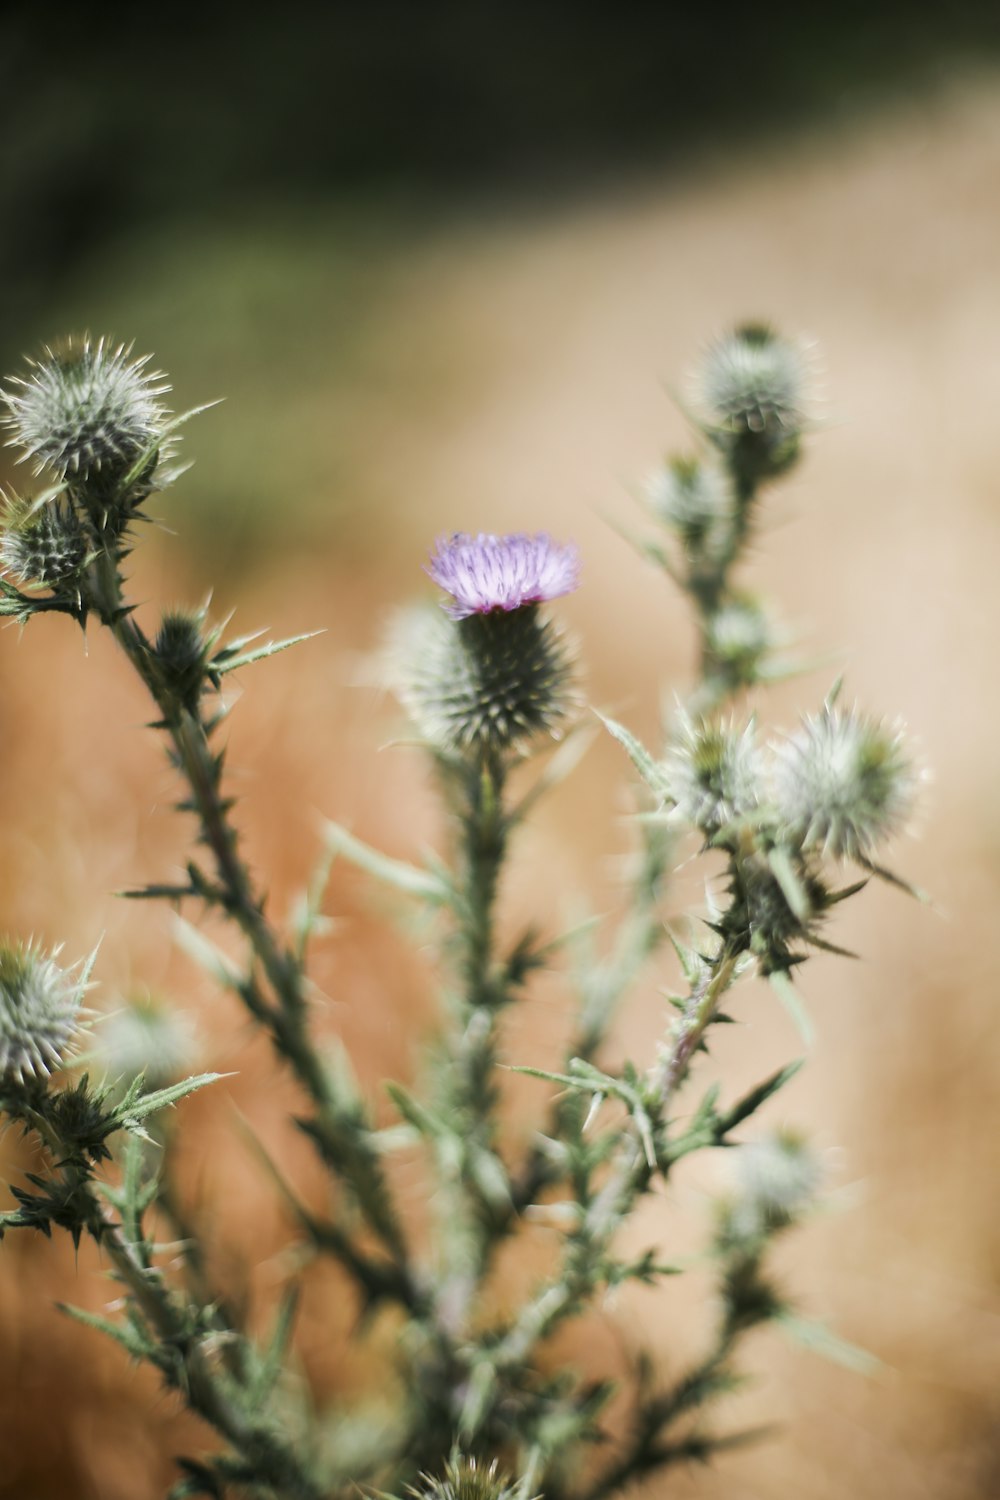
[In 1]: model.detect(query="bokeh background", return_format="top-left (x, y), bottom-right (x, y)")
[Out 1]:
top-left (1, 6), bottom-right (999, 1497)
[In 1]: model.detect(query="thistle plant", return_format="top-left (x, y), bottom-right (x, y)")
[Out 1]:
top-left (0, 322), bottom-right (920, 1500)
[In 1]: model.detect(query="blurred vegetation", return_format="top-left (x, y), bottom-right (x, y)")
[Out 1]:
top-left (3, 0), bottom-right (999, 571)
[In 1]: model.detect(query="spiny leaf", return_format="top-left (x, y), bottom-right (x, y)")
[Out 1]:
top-left (172, 916), bottom-right (243, 988)
top-left (767, 845), bottom-right (811, 922)
top-left (209, 630), bottom-right (323, 677)
top-left (113, 401), bottom-right (222, 499)
top-left (112, 1072), bottom-right (226, 1131)
top-left (715, 1059), bottom-right (804, 1136)
top-left (594, 712), bottom-right (670, 800)
top-left (246, 1285), bottom-right (300, 1410)
top-left (776, 1311), bottom-right (879, 1374)
top-left (768, 970), bottom-right (814, 1047)
top-left (667, 929), bottom-right (707, 988)
top-left (58, 1300), bottom-right (157, 1360)
top-left (384, 1080), bottom-right (447, 1140)
top-left (857, 856), bottom-right (929, 903)
top-left (325, 821), bottom-right (452, 904)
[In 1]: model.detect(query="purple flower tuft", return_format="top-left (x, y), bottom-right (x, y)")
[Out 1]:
top-left (427, 532), bottom-right (580, 619)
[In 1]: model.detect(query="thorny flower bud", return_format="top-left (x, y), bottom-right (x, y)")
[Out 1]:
top-left (2, 336), bottom-right (170, 485)
top-left (153, 608), bottom-right (211, 710)
top-left (727, 1128), bottom-right (823, 1240)
top-left (390, 533), bottom-right (580, 757)
top-left (696, 323), bottom-right (810, 483)
top-left (722, 848), bottom-right (832, 975)
top-left (389, 602), bottom-right (578, 758)
top-left (406, 1455), bottom-right (526, 1500)
top-left (664, 713), bottom-right (761, 836)
top-left (0, 940), bottom-right (91, 1083)
top-left (96, 995), bottom-right (196, 1090)
top-left (0, 492), bottom-right (88, 587)
top-left (772, 701), bottom-right (916, 862)
top-left (704, 594), bottom-right (773, 682)
top-left (644, 456), bottom-right (732, 558)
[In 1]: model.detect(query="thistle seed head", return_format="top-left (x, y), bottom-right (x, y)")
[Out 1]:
top-left (388, 601), bottom-right (578, 758)
top-left (0, 939), bottom-right (90, 1083)
top-left (664, 714), bottom-right (762, 836)
top-left (772, 701), bottom-right (916, 862)
top-left (2, 335), bottom-right (170, 484)
top-left (0, 492), bottom-right (88, 586)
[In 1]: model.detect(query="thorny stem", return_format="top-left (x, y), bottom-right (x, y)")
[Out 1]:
top-left (511, 821), bottom-right (674, 1215)
top-left (495, 456), bottom-right (760, 1387)
top-left (434, 754), bottom-right (510, 1332)
top-left (85, 545), bottom-right (422, 1312)
top-left (96, 1211), bottom-right (328, 1500)
top-left (487, 842), bottom-right (744, 1457)
top-left (655, 944), bottom-right (740, 1107)
top-left (13, 1095), bottom-right (330, 1500)
top-left (575, 1333), bottom-right (738, 1500)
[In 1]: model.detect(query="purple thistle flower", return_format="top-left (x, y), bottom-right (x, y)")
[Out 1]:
top-left (427, 532), bottom-right (580, 619)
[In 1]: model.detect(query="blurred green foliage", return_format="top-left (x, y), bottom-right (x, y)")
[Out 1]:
top-left (3, 0), bottom-right (998, 569)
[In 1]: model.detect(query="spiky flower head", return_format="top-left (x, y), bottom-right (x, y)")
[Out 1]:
top-left (664, 713), bottom-right (762, 836)
top-left (704, 594), bottom-right (773, 681)
top-left (0, 491), bottom-right (88, 587)
top-left (406, 1455), bottom-right (525, 1500)
top-left (772, 700), bottom-right (915, 862)
top-left (695, 323), bottom-right (811, 485)
top-left (153, 607), bottom-right (212, 710)
top-left (2, 335), bottom-right (170, 484)
top-left (427, 531), bottom-right (579, 620)
top-left (728, 1127), bottom-right (823, 1240)
top-left (644, 455), bottom-right (732, 556)
top-left (698, 323), bottom-right (809, 438)
top-left (387, 599), bottom-right (578, 758)
top-left (96, 995), bottom-right (196, 1090)
top-left (0, 939), bottom-right (91, 1083)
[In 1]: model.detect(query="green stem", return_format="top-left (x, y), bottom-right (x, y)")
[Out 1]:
top-left (433, 756), bottom-right (511, 1328)
top-left (85, 547), bottom-right (420, 1308)
top-left (95, 1207), bottom-right (328, 1500)
top-left (575, 1332), bottom-right (737, 1500)
top-left (10, 1084), bottom-right (330, 1500)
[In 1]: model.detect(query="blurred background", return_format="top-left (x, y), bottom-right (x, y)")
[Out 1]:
top-left (1, 4), bottom-right (999, 1497)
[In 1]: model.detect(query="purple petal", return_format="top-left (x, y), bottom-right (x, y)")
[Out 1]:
top-left (426, 532), bottom-right (580, 619)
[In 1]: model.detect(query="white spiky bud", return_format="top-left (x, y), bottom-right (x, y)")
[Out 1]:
top-left (406, 1456), bottom-right (525, 1500)
top-left (644, 456), bottom-right (733, 554)
top-left (0, 492), bottom-right (88, 586)
top-left (704, 595), bottom-right (773, 678)
top-left (0, 940), bottom-right (91, 1083)
top-left (96, 996), bottom-right (196, 1090)
top-left (2, 336), bottom-right (170, 483)
top-left (664, 713), bottom-right (762, 836)
top-left (729, 1128), bottom-right (823, 1238)
top-left (699, 323), bottom-right (809, 440)
top-left (772, 701), bottom-right (916, 862)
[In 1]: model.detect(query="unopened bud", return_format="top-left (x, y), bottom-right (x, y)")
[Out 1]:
top-left (773, 701), bottom-right (915, 862)
top-left (0, 940), bottom-right (91, 1083)
top-left (664, 713), bottom-right (761, 836)
top-left (2, 336), bottom-right (169, 487)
